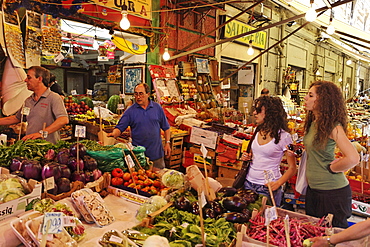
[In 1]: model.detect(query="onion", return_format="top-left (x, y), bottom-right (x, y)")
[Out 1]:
top-left (70, 143), bottom-right (87, 157)
top-left (41, 162), bottom-right (61, 181)
top-left (44, 149), bottom-right (56, 161)
top-left (22, 160), bottom-right (42, 181)
top-left (92, 169), bottom-right (102, 180)
top-left (57, 148), bottom-right (70, 165)
top-left (57, 177), bottom-right (71, 193)
top-left (60, 164), bottom-right (71, 179)
top-left (10, 157), bottom-right (25, 172)
top-left (83, 155), bottom-right (97, 171)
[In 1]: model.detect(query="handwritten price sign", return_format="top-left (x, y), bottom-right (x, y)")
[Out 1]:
top-left (43, 212), bottom-right (63, 234)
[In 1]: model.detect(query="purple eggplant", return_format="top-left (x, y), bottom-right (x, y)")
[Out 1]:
top-left (222, 196), bottom-right (248, 212)
top-left (221, 212), bottom-right (250, 223)
top-left (174, 196), bottom-right (191, 212)
top-left (218, 186), bottom-right (237, 197)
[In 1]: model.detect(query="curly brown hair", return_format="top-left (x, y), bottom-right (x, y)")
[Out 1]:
top-left (304, 81), bottom-right (348, 148)
top-left (254, 96), bottom-right (289, 144)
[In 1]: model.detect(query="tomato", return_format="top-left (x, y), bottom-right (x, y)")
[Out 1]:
top-left (143, 179), bottom-right (153, 186)
top-left (138, 175), bottom-right (146, 181)
top-left (112, 168), bottom-right (124, 178)
top-left (137, 169), bottom-right (145, 176)
top-left (153, 180), bottom-right (162, 188)
top-left (123, 182), bottom-right (129, 187)
top-left (111, 177), bottom-right (123, 186)
top-left (123, 172), bottom-right (131, 181)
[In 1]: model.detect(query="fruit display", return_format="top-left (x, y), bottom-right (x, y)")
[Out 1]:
top-left (110, 168), bottom-right (165, 195)
top-left (64, 95), bottom-right (92, 115)
top-left (178, 80), bottom-right (198, 100)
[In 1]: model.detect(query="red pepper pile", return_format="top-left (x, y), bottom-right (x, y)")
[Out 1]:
top-left (247, 214), bottom-right (327, 247)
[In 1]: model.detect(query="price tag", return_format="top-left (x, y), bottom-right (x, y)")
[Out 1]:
top-left (200, 143), bottom-right (208, 158)
top-left (199, 191), bottom-right (207, 208)
top-left (71, 90), bottom-right (77, 95)
top-left (127, 142), bottom-right (134, 150)
top-left (98, 56), bottom-right (108, 61)
top-left (243, 102), bottom-right (248, 108)
top-left (125, 155), bottom-right (135, 168)
top-left (242, 119), bottom-right (247, 125)
top-left (193, 94), bottom-right (197, 100)
top-left (233, 111), bottom-right (237, 116)
top-left (181, 222), bottom-right (189, 228)
top-left (75, 125), bottom-right (86, 138)
top-left (291, 133), bottom-right (298, 142)
top-left (86, 89), bottom-right (93, 95)
top-left (42, 212), bottom-right (63, 234)
top-left (43, 177), bottom-right (55, 191)
top-left (264, 206), bottom-right (277, 226)
top-left (63, 216), bottom-right (76, 227)
top-left (264, 170), bottom-right (275, 184)
top-left (223, 101), bottom-right (228, 107)
top-left (109, 235), bottom-right (123, 243)
top-left (53, 53), bottom-right (65, 63)
top-left (117, 104), bottom-right (125, 110)
top-left (21, 106), bottom-right (30, 116)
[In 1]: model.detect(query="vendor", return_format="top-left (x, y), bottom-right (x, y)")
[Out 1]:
top-left (108, 83), bottom-right (171, 170)
top-left (0, 66), bottom-right (69, 144)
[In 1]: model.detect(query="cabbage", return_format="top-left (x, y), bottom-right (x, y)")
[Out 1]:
top-left (0, 178), bottom-right (23, 191)
top-left (150, 195), bottom-right (167, 208)
top-left (161, 170), bottom-right (184, 189)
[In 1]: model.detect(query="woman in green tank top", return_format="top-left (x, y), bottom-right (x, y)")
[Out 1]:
top-left (302, 81), bottom-right (359, 229)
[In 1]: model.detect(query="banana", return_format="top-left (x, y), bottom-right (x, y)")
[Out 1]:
top-left (112, 35), bottom-right (148, 55)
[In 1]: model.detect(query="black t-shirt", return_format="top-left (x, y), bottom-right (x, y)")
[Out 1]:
top-left (50, 83), bottom-right (65, 96)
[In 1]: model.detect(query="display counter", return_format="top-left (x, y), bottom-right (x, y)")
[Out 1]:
top-left (4, 194), bottom-right (141, 247)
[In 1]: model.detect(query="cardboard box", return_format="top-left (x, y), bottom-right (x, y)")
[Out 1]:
top-left (189, 127), bottom-right (218, 150)
top-left (218, 166), bottom-right (239, 179)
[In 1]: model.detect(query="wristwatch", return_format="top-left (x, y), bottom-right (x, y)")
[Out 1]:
top-left (325, 236), bottom-right (336, 246)
top-left (166, 141), bottom-right (171, 144)
top-left (327, 164), bottom-right (339, 174)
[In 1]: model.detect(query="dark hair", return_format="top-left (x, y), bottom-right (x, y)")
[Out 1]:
top-left (254, 96), bottom-right (289, 144)
top-left (134, 83), bottom-right (150, 93)
top-left (29, 66), bottom-right (50, 87)
top-left (49, 74), bottom-right (56, 84)
top-left (304, 81), bottom-right (347, 148)
top-left (261, 88), bottom-right (269, 95)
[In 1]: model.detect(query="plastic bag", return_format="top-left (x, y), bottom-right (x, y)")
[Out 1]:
top-left (295, 151), bottom-right (308, 195)
top-left (0, 174), bottom-right (31, 203)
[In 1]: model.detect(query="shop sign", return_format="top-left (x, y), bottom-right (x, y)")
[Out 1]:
top-left (352, 199), bottom-right (370, 217)
top-left (91, 0), bottom-right (152, 20)
top-left (223, 16), bottom-right (267, 49)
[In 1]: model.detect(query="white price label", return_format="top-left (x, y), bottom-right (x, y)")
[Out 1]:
top-left (125, 155), bottom-right (135, 168)
top-left (264, 170), bottom-right (275, 184)
top-left (243, 102), bottom-right (248, 108)
top-left (291, 133), bottom-right (298, 142)
top-left (75, 125), bottom-right (86, 138)
top-left (63, 216), bottom-right (76, 227)
top-left (109, 235), bottom-right (123, 243)
top-left (21, 106), bottom-right (30, 116)
top-left (242, 119), bottom-right (247, 125)
top-left (265, 206), bottom-right (277, 226)
top-left (193, 94), bottom-right (197, 100)
top-left (43, 212), bottom-right (63, 234)
top-left (117, 104), bottom-right (125, 110)
top-left (199, 191), bottom-right (207, 208)
top-left (43, 176), bottom-right (55, 191)
top-left (86, 89), bottom-right (93, 95)
top-left (71, 90), bottom-right (77, 95)
top-left (98, 56), bottom-right (108, 61)
top-left (53, 53), bottom-right (65, 63)
top-left (200, 143), bottom-right (208, 158)
top-left (223, 101), bottom-right (228, 107)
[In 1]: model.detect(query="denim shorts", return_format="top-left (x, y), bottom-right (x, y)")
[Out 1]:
top-left (244, 180), bottom-right (283, 207)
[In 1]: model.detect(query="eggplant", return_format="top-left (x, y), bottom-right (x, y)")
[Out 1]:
top-left (83, 155), bottom-right (98, 171)
top-left (191, 201), bottom-right (200, 215)
top-left (222, 196), bottom-right (248, 212)
top-left (221, 212), bottom-right (250, 223)
top-left (70, 143), bottom-right (87, 157)
top-left (203, 208), bottom-right (216, 219)
top-left (174, 196), bottom-right (191, 212)
top-left (210, 201), bottom-right (224, 215)
top-left (10, 157), bottom-right (26, 172)
top-left (218, 186), bottom-right (237, 197)
top-left (237, 189), bottom-right (258, 202)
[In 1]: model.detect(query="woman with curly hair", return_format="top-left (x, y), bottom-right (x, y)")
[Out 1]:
top-left (242, 96), bottom-right (297, 206)
top-left (302, 80), bottom-right (359, 228)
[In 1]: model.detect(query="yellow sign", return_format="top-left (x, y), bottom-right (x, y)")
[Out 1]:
top-left (92, 0), bottom-right (152, 20)
top-left (223, 17), bottom-right (266, 49)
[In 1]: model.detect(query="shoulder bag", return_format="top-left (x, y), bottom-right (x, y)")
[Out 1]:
top-left (232, 130), bottom-right (257, 189)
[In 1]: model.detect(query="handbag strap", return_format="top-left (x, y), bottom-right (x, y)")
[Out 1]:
top-left (246, 128), bottom-right (258, 154)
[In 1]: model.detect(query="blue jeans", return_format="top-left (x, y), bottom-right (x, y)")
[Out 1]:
top-left (244, 180), bottom-right (283, 207)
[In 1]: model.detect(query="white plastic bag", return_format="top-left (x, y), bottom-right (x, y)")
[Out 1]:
top-left (295, 151), bottom-right (308, 195)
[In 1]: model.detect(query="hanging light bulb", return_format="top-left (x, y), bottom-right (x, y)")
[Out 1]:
top-left (163, 48), bottom-right (170, 61)
top-left (120, 9), bottom-right (130, 30)
top-left (247, 40), bottom-right (254, 56)
top-left (326, 18), bottom-right (335, 35)
top-left (346, 59), bottom-right (352, 66)
top-left (93, 35), bottom-right (99, 50)
top-left (305, 1), bottom-right (317, 22)
top-left (315, 69), bottom-right (320, 75)
top-left (338, 77), bottom-right (343, 82)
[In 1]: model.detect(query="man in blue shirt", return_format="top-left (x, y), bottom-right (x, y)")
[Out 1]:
top-left (108, 83), bottom-right (171, 170)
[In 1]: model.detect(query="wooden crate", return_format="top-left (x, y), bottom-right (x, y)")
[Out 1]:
top-left (216, 157), bottom-right (243, 170)
top-left (218, 166), bottom-right (239, 179)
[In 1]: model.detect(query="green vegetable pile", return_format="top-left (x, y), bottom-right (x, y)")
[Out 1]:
top-left (133, 207), bottom-right (236, 247)
top-left (0, 139), bottom-right (70, 167)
